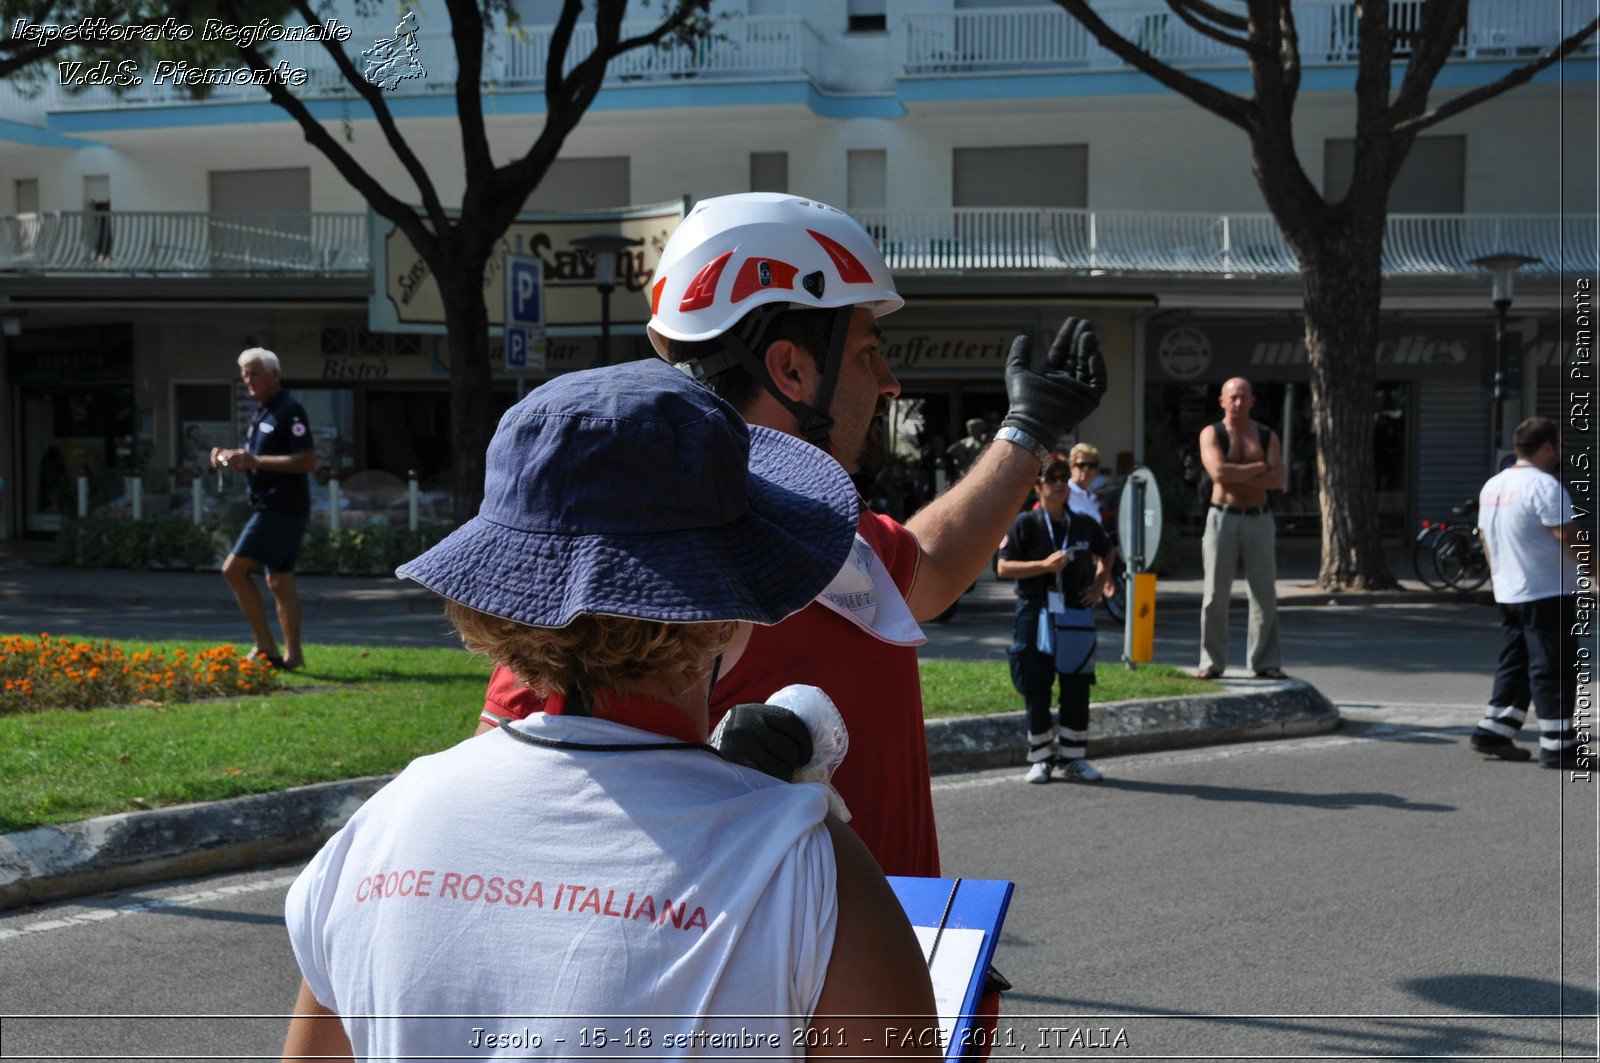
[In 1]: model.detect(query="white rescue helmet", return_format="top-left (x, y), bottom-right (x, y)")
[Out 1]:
top-left (647, 192), bottom-right (903, 356)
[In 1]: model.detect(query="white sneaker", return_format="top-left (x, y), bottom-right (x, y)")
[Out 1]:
top-left (1023, 760), bottom-right (1053, 784)
top-left (1058, 757), bottom-right (1103, 782)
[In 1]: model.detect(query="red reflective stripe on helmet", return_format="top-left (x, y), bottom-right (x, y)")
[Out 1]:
top-left (806, 229), bottom-right (873, 284)
top-left (651, 276), bottom-right (667, 315)
top-left (678, 250), bottom-right (734, 312)
top-left (730, 257), bottom-right (799, 304)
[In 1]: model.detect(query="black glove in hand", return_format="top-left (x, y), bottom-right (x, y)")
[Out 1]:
top-left (714, 703), bottom-right (814, 781)
top-left (1000, 317), bottom-right (1107, 450)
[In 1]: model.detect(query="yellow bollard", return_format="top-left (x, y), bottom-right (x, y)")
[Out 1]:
top-left (1130, 573), bottom-right (1158, 663)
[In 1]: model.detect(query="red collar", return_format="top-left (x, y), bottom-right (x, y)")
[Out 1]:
top-left (544, 690), bottom-right (704, 744)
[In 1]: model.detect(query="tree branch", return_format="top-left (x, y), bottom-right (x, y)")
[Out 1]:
top-left (1169, 0), bottom-right (1248, 33)
top-left (1391, 14), bottom-right (1600, 134)
top-left (0, 36), bottom-right (72, 80)
top-left (544, 0), bottom-right (583, 103)
top-left (443, 0), bottom-right (493, 185)
top-left (1051, 0), bottom-right (1255, 130)
top-left (1164, 0), bottom-right (1253, 53)
top-left (274, 0), bottom-right (452, 236)
top-left (1386, 0), bottom-right (1470, 127)
top-left (229, 43), bottom-right (438, 262)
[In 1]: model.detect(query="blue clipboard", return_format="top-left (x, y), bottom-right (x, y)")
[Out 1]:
top-left (888, 876), bottom-right (1015, 1061)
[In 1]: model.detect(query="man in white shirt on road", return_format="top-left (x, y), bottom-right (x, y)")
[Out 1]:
top-left (1472, 417), bottom-right (1589, 770)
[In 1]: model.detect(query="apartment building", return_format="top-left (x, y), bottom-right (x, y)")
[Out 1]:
top-left (1, 0), bottom-right (1594, 538)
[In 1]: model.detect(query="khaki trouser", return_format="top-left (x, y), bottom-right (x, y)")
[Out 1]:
top-left (1199, 507), bottom-right (1280, 674)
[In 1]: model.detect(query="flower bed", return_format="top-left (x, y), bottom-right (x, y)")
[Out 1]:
top-left (0, 635), bottom-right (281, 714)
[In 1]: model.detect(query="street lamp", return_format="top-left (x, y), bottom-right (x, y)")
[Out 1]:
top-left (1469, 251), bottom-right (1540, 471)
top-left (572, 233), bottom-right (644, 367)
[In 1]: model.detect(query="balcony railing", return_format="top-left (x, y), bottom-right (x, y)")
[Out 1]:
top-left (903, 0), bottom-right (1592, 77)
top-left (0, 211), bottom-right (368, 274)
top-left (1, 209), bottom-right (1587, 279)
top-left (849, 209), bottom-right (1596, 277)
top-left (26, 16), bottom-right (813, 114)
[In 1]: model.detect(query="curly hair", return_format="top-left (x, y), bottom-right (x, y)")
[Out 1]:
top-left (445, 602), bottom-right (738, 709)
top-left (1068, 442), bottom-right (1100, 466)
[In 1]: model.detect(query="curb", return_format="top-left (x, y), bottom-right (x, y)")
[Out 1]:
top-left (925, 678), bottom-right (1338, 773)
top-left (948, 591), bottom-right (1488, 616)
top-left (1, 681), bottom-right (1338, 911)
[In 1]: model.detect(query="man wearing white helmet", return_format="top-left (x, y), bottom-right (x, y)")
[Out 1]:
top-left (482, 193), bottom-right (1105, 878)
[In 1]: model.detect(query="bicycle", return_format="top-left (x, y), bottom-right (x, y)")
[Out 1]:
top-left (1413, 499), bottom-right (1485, 591)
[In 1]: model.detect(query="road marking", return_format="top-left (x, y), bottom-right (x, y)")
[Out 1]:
top-left (0, 874), bottom-right (299, 942)
top-left (930, 721), bottom-right (1469, 794)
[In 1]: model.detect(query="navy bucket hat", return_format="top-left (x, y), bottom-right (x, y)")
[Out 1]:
top-left (397, 359), bottom-right (858, 627)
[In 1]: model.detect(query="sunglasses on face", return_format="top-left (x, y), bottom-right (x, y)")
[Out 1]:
top-left (1043, 474), bottom-right (1071, 484)
top-left (1073, 462), bottom-right (1099, 470)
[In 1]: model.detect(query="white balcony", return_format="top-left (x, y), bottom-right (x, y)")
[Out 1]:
top-left (18, 16), bottom-right (816, 116)
top-left (850, 209), bottom-right (1594, 277)
top-left (0, 208), bottom-right (1586, 280)
top-left (0, 211), bottom-right (368, 274)
top-left (902, 0), bottom-right (1592, 77)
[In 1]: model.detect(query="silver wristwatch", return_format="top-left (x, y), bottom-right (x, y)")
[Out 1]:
top-left (995, 425), bottom-right (1052, 466)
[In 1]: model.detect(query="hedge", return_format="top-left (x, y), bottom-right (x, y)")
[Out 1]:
top-left (54, 517), bottom-right (451, 576)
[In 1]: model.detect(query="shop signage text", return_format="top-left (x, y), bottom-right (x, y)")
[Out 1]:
top-left (884, 329), bottom-right (1018, 374)
top-left (1148, 320), bottom-right (1485, 383)
top-left (373, 204), bottom-right (682, 334)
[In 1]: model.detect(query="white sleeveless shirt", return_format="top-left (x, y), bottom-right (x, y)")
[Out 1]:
top-left (285, 710), bottom-right (838, 1059)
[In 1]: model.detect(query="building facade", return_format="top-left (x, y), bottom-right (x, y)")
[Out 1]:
top-left (2, 0), bottom-right (1594, 537)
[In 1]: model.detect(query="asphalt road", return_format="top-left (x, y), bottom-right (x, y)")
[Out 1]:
top-left (2, 595), bottom-right (1595, 1060)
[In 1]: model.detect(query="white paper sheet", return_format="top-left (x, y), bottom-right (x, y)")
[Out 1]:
top-left (912, 925), bottom-right (986, 1055)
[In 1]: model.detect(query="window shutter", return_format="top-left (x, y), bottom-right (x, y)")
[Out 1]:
top-left (15, 179), bottom-right (39, 214)
top-left (954, 0), bottom-right (1048, 8)
top-left (847, 149), bottom-right (887, 209)
top-left (1323, 136), bottom-right (1465, 212)
top-left (750, 152), bottom-right (789, 194)
top-left (953, 145), bottom-right (1086, 207)
top-left (523, 156), bottom-right (631, 211)
top-left (208, 168), bottom-right (311, 213)
top-left (208, 168), bottom-right (312, 268)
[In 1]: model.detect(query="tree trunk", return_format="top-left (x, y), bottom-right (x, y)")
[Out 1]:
top-left (437, 252), bottom-right (495, 525)
top-left (1301, 219), bottom-right (1401, 591)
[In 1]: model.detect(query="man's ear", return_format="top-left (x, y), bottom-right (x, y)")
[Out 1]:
top-left (763, 340), bottom-right (811, 403)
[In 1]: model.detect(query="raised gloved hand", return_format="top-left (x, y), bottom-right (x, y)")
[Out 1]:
top-left (1000, 317), bottom-right (1107, 452)
top-left (713, 703), bottom-right (814, 781)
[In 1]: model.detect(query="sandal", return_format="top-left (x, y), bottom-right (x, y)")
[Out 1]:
top-left (247, 647), bottom-right (288, 669)
top-left (1195, 667), bottom-right (1223, 679)
top-left (1254, 667), bottom-right (1289, 680)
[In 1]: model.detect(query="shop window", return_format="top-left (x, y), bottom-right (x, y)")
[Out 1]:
top-left (294, 388), bottom-right (358, 477)
top-left (173, 382), bottom-right (236, 471)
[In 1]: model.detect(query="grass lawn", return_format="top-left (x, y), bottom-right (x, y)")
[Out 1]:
top-left (0, 637), bottom-right (1217, 832)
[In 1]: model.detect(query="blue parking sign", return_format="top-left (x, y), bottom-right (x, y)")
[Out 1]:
top-left (503, 253), bottom-right (547, 372)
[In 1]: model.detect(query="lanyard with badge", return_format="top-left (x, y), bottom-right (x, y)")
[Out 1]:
top-left (1039, 509), bottom-right (1068, 615)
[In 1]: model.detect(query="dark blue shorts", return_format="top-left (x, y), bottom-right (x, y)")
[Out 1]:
top-left (232, 510), bottom-right (310, 573)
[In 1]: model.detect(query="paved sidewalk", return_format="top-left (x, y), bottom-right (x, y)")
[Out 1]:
top-left (1, 539), bottom-right (1488, 615)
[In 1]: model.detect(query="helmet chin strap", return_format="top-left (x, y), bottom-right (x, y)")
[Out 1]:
top-left (675, 305), bottom-right (856, 455)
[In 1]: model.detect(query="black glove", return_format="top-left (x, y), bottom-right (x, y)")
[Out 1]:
top-left (1000, 317), bottom-right (1107, 450)
top-left (714, 703), bottom-right (814, 781)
